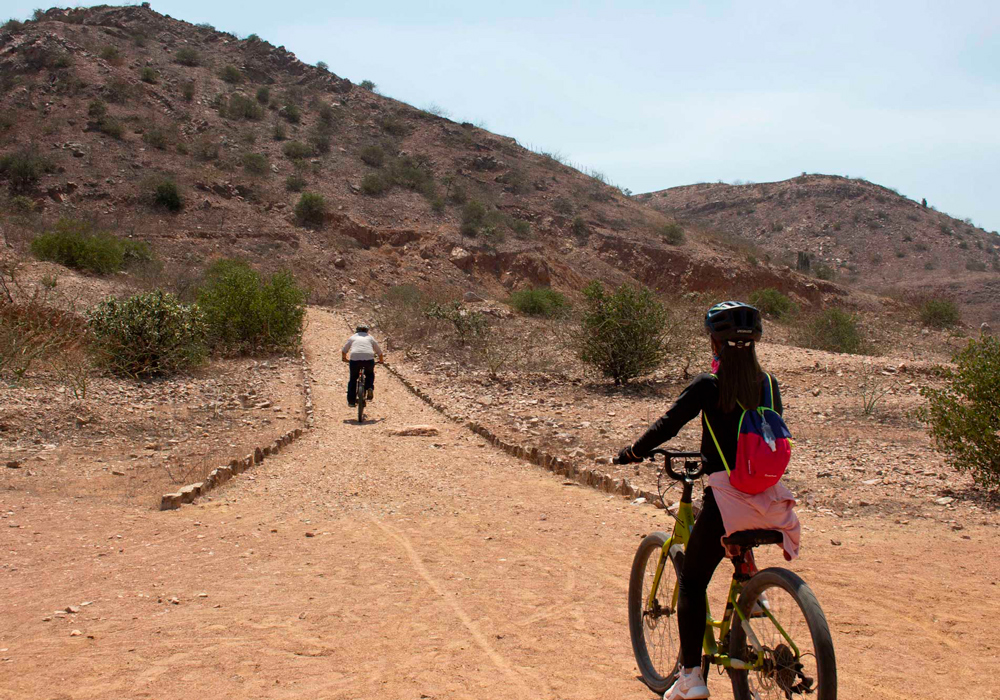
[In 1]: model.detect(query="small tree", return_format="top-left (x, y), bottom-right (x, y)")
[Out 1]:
top-left (578, 281), bottom-right (671, 385)
top-left (196, 260), bottom-right (306, 354)
top-left (748, 288), bottom-right (794, 319)
top-left (800, 308), bottom-right (864, 354)
top-left (659, 223), bottom-right (685, 245)
top-left (919, 337), bottom-right (1000, 490)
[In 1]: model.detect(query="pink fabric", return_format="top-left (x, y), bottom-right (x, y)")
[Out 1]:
top-left (707, 471), bottom-right (801, 561)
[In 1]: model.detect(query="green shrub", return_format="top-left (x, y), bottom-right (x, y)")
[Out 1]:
top-left (310, 132), bottom-right (331, 154)
top-left (146, 176), bottom-right (183, 211)
top-left (967, 260), bottom-right (987, 272)
top-left (99, 45), bottom-right (121, 63)
top-left (88, 290), bottom-right (206, 378)
top-left (571, 216), bottom-right (588, 238)
top-left (139, 66), bottom-right (157, 84)
top-left (285, 174), bottom-right (306, 192)
top-left (461, 200), bottom-right (488, 236)
top-left (142, 126), bottom-right (170, 150)
top-left (813, 263), bottom-right (835, 281)
top-left (0, 149), bottom-right (52, 195)
top-left (361, 171), bottom-right (391, 196)
top-left (219, 64), bottom-right (243, 84)
top-left (256, 86), bottom-right (270, 104)
top-left (801, 308), bottom-right (863, 354)
top-left (748, 288), bottom-right (794, 319)
top-left (282, 141), bottom-right (312, 159)
top-left (390, 155), bottom-right (434, 195)
top-left (578, 281), bottom-right (671, 385)
top-left (379, 115), bottom-right (407, 136)
top-left (660, 222), bottom-right (685, 245)
top-left (30, 219), bottom-right (151, 274)
top-left (88, 99), bottom-right (107, 119)
top-left (553, 197), bottom-right (574, 215)
top-left (3, 19), bottom-right (25, 32)
top-left (175, 47), bottom-right (200, 66)
top-left (97, 116), bottom-right (124, 139)
top-left (294, 192), bottom-right (326, 227)
top-left (281, 103), bottom-right (301, 123)
top-left (508, 287), bottom-right (569, 317)
top-left (360, 79), bottom-right (376, 91)
top-left (919, 337), bottom-right (1000, 490)
top-left (316, 60), bottom-right (328, 71)
top-left (103, 78), bottom-right (133, 104)
top-left (317, 103), bottom-right (337, 127)
top-left (919, 299), bottom-right (961, 328)
top-left (220, 93), bottom-right (263, 121)
top-left (180, 80), bottom-right (195, 101)
top-left (360, 145), bottom-right (385, 167)
top-left (242, 152), bottom-right (269, 176)
top-left (272, 122), bottom-right (287, 141)
top-left (196, 260), bottom-right (306, 353)
top-left (425, 301), bottom-right (489, 346)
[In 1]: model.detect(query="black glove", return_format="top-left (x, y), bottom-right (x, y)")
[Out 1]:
top-left (616, 445), bottom-right (643, 465)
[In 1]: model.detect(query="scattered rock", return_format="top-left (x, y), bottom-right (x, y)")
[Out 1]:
top-left (305, 531), bottom-right (315, 538)
top-left (5, 461), bottom-right (20, 469)
top-left (935, 496), bottom-right (954, 506)
top-left (389, 425), bottom-right (440, 437)
top-left (69, 630), bottom-right (82, 637)
top-left (830, 539), bottom-right (842, 546)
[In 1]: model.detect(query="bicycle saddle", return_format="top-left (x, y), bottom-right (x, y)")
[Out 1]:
top-left (722, 529), bottom-right (784, 547)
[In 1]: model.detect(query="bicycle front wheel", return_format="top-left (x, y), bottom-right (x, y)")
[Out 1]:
top-left (628, 531), bottom-right (682, 693)
top-left (729, 567), bottom-right (837, 700)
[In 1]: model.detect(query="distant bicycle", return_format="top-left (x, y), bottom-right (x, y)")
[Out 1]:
top-left (619, 448), bottom-right (837, 699)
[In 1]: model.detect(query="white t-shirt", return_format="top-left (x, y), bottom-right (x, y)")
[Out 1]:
top-left (342, 332), bottom-right (382, 360)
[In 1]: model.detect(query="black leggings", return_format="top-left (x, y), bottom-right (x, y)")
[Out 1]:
top-left (678, 487), bottom-right (727, 669)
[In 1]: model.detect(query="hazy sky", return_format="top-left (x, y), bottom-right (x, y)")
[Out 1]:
top-left (10, 1), bottom-right (1000, 231)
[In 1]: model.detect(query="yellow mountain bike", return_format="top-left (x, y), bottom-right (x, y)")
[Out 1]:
top-left (623, 449), bottom-right (837, 699)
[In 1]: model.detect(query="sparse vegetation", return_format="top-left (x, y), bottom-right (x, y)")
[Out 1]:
top-left (748, 288), bottom-right (795, 319)
top-left (360, 80), bottom-right (376, 91)
top-left (142, 126), bottom-right (171, 150)
top-left (919, 299), bottom-right (961, 328)
top-left (578, 281), bottom-right (671, 385)
top-left (242, 153), bottom-right (269, 176)
top-left (553, 197), bottom-right (574, 215)
top-left (508, 287), bottom-right (569, 318)
top-left (99, 45), bottom-right (122, 64)
top-left (31, 219), bottom-right (152, 275)
top-left (813, 263), bottom-right (834, 281)
top-left (967, 260), bottom-right (987, 272)
top-left (256, 86), bottom-right (270, 104)
top-left (219, 64), bottom-right (243, 84)
top-left (855, 360), bottom-right (894, 416)
top-left (104, 78), bottom-right (134, 104)
top-left (361, 172), bottom-right (391, 196)
top-left (196, 260), bottom-right (306, 354)
top-left (316, 61), bottom-right (328, 71)
top-left (800, 308), bottom-right (864, 354)
top-left (659, 223), bottom-right (685, 245)
top-left (175, 47), bottom-right (201, 66)
top-left (220, 93), bottom-right (263, 121)
top-left (360, 145), bottom-right (385, 167)
top-left (425, 301), bottom-right (489, 346)
top-left (181, 81), bottom-right (195, 101)
top-left (0, 149), bottom-right (52, 195)
top-left (919, 337), bottom-right (1000, 490)
top-left (571, 216), bottom-right (588, 238)
top-left (294, 192), bottom-right (326, 227)
top-left (281, 103), bottom-right (301, 124)
top-left (145, 176), bottom-right (183, 212)
top-left (88, 290), bottom-right (206, 378)
top-left (285, 174), bottom-right (306, 192)
top-left (282, 141), bottom-right (313, 160)
top-left (139, 66), bottom-right (157, 84)
top-left (379, 115), bottom-right (407, 137)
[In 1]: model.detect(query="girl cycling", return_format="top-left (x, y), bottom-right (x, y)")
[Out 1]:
top-left (617, 301), bottom-right (800, 700)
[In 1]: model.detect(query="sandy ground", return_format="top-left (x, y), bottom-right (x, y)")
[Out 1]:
top-left (1, 309), bottom-right (998, 699)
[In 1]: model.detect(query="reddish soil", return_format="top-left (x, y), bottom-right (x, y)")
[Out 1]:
top-left (2, 309), bottom-right (997, 699)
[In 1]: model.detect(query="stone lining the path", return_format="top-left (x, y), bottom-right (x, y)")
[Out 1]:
top-left (159, 351), bottom-right (315, 511)
top-left (383, 364), bottom-right (664, 510)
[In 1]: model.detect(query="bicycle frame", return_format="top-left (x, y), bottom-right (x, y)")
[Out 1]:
top-left (646, 472), bottom-right (799, 673)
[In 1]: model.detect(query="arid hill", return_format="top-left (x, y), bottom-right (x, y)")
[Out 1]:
top-left (638, 175), bottom-right (1000, 323)
top-left (1, 5), bottom-right (844, 310)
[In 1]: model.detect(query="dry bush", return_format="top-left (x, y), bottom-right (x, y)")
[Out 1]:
top-left (854, 361), bottom-right (895, 416)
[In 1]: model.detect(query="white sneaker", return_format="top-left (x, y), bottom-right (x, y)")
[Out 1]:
top-left (664, 667), bottom-right (709, 699)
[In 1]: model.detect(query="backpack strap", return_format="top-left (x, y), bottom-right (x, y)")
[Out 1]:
top-left (704, 373), bottom-right (732, 476)
top-left (764, 373), bottom-right (775, 410)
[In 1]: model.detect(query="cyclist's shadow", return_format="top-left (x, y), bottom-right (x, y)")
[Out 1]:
top-left (343, 417), bottom-right (386, 426)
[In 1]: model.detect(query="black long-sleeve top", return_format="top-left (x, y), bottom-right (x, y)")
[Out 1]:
top-left (631, 373), bottom-right (783, 475)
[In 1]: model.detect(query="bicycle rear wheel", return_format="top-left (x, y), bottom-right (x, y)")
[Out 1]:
top-left (356, 369), bottom-right (366, 423)
top-left (628, 531), bottom-right (682, 693)
top-left (729, 567), bottom-right (837, 700)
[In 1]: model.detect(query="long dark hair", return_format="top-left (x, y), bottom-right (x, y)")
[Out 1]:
top-left (716, 340), bottom-right (764, 412)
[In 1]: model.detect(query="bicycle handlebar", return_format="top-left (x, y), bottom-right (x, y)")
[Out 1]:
top-left (613, 448), bottom-right (705, 482)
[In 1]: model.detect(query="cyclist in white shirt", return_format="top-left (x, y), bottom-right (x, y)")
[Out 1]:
top-left (341, 324), bottom-right (384, 407)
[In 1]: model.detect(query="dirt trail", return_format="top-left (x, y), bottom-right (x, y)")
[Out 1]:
top-left (1, 308), bottom-right (998, 699)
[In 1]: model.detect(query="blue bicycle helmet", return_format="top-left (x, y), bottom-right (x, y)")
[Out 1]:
top-left (705, 301), bottom-right (762, 342)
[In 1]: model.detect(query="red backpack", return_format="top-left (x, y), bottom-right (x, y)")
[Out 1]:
top-left (704, 373), bottom-right (792, 495)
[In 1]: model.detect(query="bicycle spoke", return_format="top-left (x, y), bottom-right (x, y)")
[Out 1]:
top-left (745, 586), bottom-right (818, 699)
top-left (641, 549), bottom-right (678, 678)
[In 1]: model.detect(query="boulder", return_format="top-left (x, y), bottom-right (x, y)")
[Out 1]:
top-left (389, 425), bottom-right (440, 437)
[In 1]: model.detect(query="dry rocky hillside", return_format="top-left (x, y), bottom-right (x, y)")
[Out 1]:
top-left (640, 175), bottom-right (1000, 323)
top-left (1, 5), bottom-right (853, 310)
